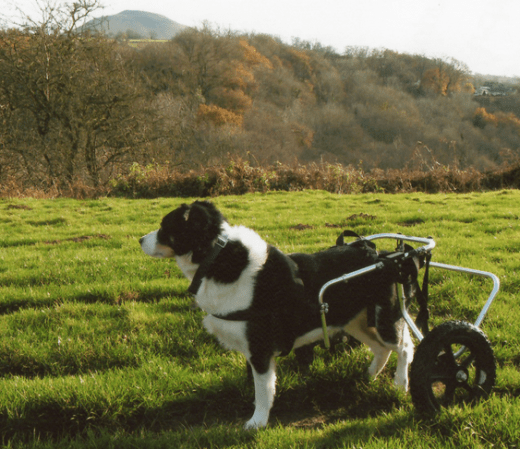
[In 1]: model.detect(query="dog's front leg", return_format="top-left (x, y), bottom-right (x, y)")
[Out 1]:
top-left (244, 356), bottom-right (276, 429)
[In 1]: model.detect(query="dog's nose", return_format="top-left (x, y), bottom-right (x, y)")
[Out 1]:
top-left (139, 237), bottom-right (144, 245)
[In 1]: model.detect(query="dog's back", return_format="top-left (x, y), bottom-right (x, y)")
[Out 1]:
top-left (289, 242), bottom-right (380, 299)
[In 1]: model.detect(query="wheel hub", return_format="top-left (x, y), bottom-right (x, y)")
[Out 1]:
top-left (455, 369), bottom-right (468, 383)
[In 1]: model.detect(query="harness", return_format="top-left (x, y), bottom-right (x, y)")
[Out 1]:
top-left (188, 230), bottom-right (431, 349)
top-left (187, 234), bottom-right (272, 323)
top-left (187, 234), bottom-right (229, 296)
top-left (316, 231), bottom-right (431, 348)
top-left (331, 231), bottom-right (431, 337)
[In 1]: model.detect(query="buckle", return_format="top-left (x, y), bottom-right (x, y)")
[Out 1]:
top-left (216, 235), bottom-right (228, 248)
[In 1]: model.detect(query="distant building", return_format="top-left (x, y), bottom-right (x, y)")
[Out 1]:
top-left (474, 83), bottom-right (515, 96)
top-left (474, 86), bottom-right (491, 96)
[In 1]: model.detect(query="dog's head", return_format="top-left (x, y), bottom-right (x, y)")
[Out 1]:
top-left (139, 200), bottom-right (226, 263)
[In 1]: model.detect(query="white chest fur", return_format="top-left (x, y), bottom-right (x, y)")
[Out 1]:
top-left (195, 224), bottom-right (268, 316)
top-left (203, 315), bottom-right (251, 358)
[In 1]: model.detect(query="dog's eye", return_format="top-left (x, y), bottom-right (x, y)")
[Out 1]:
top-left (157, 228), bottom-right (171, 246)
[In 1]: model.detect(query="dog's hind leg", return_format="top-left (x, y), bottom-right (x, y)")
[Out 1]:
top-left (344, 310), bottom-right (392, 379)
top-left (393, 323), bottom-right (413, 390)
top-left (367, 344), bottom-right (392, 379)
top-left (371, 321), bottom-right (414, 390)
top-left (244, 356), bottom-right (276, 429)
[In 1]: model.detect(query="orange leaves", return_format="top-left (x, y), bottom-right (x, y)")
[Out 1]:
top-left (502, 112), bottom-right (520, 129)
top-left (229, 62), bottom-right (256, 90)
top-left (474, 107), bottom-right (498, 128)
top-left (462, 82), bottom-right (476, 94)
top-left (421, 66), bottom-right (471, 96)
top-left (199, 40), bottom-right (273, 126)
top-left (211, 87), bottom-right (253, 114)
top-left (239, 39), bottom-right (273, 70)
top-left (197, 104), bottom-right (243, 127)
top-left (421, 68), bottom-right (450, 95)
top-left (193, 40), bottom-right (273, 130)
top-left (474, 107), bottom-right (520, 130)
top-left (0, 31), bottom-right (31, 52)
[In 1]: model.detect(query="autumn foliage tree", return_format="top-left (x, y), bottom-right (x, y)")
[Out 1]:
top-left (420, 58), bottom-right (471, 96)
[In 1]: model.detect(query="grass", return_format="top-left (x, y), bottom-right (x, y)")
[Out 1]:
top-left (1, 190), bottom-right (520, 447)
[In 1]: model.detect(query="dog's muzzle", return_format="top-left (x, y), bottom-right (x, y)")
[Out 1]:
top-left (140, 230), bottom-right (174, 258)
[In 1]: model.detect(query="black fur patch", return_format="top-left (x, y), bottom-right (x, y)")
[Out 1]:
top-left (159, 201), bottom-right (225, 263)
top-left (245, 244), bottom-right (400, 373)
top-left (206, 240), bottom-right (250, 284)
top-left (247, 245), bottom-right (302, 373)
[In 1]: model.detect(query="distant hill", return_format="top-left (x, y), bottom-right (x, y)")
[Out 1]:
top-left (84, 10), bottom-right (188, 39)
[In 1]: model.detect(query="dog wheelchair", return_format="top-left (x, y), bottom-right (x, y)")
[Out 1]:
top-left (319, 232), bottom-right (499, 415)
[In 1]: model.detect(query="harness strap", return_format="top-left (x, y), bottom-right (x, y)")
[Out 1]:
top-left (211, 309), bottom-right (293, 357)
top-left (187, 234), bottom-right (229, 295)
top-left (336, 230), bottom-right (376, 249)
top-left (414, 252), bottom-right (432, 335)
top-left (211, 308), bottom-right (263, 321)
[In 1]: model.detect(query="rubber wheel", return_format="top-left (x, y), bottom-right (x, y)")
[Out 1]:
top-left (410, 320), bottom-right (496, 415)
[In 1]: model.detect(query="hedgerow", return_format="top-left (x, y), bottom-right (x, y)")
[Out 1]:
top-left (2, 158), bottom-right (519, 199)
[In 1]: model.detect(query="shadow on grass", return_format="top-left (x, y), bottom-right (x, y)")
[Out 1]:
top-left (0, 368), bottom-right (405, 443)
top-left (0, 289), bottom-right (192, 316)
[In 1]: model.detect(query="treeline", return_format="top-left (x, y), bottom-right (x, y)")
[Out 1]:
top-left (1, 1), bottom-right (520, 196)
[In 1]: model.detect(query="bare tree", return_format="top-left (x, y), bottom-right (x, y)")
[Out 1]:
top-left (0, 0), bottom-right (148, 188)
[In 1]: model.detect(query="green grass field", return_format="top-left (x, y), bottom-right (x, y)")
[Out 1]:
top-left (1, 190), bottom-right (520, 448)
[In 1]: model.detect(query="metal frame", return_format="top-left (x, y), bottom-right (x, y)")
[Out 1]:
top-left (318, 233), bottom-right (500, 347)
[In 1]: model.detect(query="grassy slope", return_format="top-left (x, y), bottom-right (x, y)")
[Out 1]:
top-left (1, 190), bottom-right (520, 448)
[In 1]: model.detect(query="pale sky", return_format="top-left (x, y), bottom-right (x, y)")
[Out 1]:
top-left (4, 0), bottom-right (519, 78)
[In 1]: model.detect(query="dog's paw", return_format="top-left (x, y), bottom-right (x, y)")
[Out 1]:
top-left (394, 375), bottom-right (409, 391)
top-left (244, 413), bottom-right (268, 430)
top-left (393, 364), bottom-right (410, 391)
top-left (244, 420), bottom-right (258, 430)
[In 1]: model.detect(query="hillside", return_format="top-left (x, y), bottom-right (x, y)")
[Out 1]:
top-left (84, 10), bottom-right (188, 39)
top-left (2, 3), bottom-right (520, 194)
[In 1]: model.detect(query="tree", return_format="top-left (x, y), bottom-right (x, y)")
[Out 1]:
top-left (443, 57), bottom-right (471, 94)
top-left (0, 0), bottom-right (147, 188)
top-left (420, 57), bottom-right (470, 96)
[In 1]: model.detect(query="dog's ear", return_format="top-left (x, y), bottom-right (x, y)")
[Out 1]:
top-left (187, 201), bottom-right (220, 235)
top-left (187, 201), bottom-right (224, 263)
top-left (160, 203), bottom-right (192, 241)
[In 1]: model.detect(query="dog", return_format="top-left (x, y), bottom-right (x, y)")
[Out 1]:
top-left (139, 200), bottom-right (414, 429)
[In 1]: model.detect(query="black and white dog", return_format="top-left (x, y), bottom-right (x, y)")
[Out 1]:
top-left (139, 200), bottom-right (414, 429)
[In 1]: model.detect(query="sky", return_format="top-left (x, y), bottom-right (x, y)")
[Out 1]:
top-left (3, 0), bottom-right (519, 78)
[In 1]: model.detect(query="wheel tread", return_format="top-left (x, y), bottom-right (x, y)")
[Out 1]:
top-left (410, 320), bottom-right (496, 415)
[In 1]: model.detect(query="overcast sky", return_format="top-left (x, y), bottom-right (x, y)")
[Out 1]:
top-left (4, 0), bottom-right (519, 78)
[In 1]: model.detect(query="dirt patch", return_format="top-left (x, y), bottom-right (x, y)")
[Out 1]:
top-left (6, 204), bottom-right (32, 210)
top-left (346, 213), bottom-right (377, 221)
top-left (44, 234), bottom-right (111, 245)
top-left (290, 223), bottom-right (314, 230)
top-left (325, 222), bottom-right (342, 228)
top-left (397, 219), bottom-right (424, 227)
top-left (326, 213), bottom-right (377, 228)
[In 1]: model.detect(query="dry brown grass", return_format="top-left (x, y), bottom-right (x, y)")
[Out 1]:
top-left (2, 159), bottom-right (520, 199)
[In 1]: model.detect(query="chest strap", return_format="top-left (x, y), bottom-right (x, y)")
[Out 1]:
top-left (187, 234), bottom-right (229, 295)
